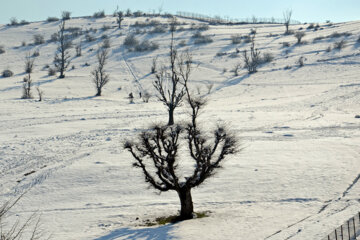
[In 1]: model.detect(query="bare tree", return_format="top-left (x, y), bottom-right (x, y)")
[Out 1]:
top-left (294, 31), bottom-right (305, 44)
top-left (116, 11), bottom-right (124, 29)
top-left (36, 86), bottom-right (44, 101)
top-left (243, 35), bottom-right (261, 74)
top-left (54, 20), bottom-right (72, 78)
top-left (151, 56), bottom-right (158, 74)
top-left (22, 53), bottom-right (34, 99)
top-left (206, 83), bottom-right (214, 94)
top-left (0, 194), bottom-right (44, 240)
top-left (91, 47), bottom-right (110, 96)
top-left (75, 42), bottom-right (82, 57)
top-left (124, 69), bottom-right (238, 220)
top-left (283, 9), bottom-right (292, 35)
top-left (153, 17), bottom-right (186, 125)
top-left (24, 52), bottom-right (35, 74)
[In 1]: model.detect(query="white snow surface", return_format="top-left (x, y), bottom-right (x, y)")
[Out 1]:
top-left (0, 16), bottom-right (359, 239)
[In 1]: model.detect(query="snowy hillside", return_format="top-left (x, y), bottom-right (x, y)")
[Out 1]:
top-left (0, 14), bottom-right (359, 240)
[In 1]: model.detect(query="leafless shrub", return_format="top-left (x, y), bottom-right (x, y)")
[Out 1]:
top-left (93, 10), bottom-right (105, 18)
top-left (22, 41), bottom-right (26, 47)
top-left (232, 63), bottom-right (241, 76)
top-left (192, 32), bottom-right (213, 44)
top-left (294, 31), bottom-right (305, 44)
top-left (36, 86), bottom-right (44, 101)
top-left (2, 69), bottom-right (13, 78)
top-left (178, 40), bottom-right (186, 47)
top-left (142, 91), bottom-right (151, 103)
top-left (329, 32), bottom-right (352, 38)
top-left (102, 38), bottom-right (111, 49)
top-left (296, 56), bottom-right (304, 67)
top-left (102, 24), bottom-right (111, 31)
top-left (326, 46), bottom-right (332, 52)
top-left (9, 17), bottom-right (18, 26)
top-left (134, 40), bottom-right (159, 52)
top-left (282, 42), bottom-right (290, 47)
top-left (242, 35), bottom-right (251, 43)
top-left (75, 42), bottom-right (81, 56)
top-left (250, 28), bottom-right (257, 34)
top-left (243, 35), bottom-right (261, 74)
top-left (261, 52), bottom-right (274, 63)
top-left (0, 194), bottom-right (45, 240)
top-left (151, 56), bottom-right (158, 74)
top-left (0, 45), bottom-right (5, 54)
top-left (32, 50), bottom-right (40, 57)
top-left (231, 34), bottom-right (242, 44)
top-left (216, 52), bottom-right (227, 57)
top-left (33, 34), bottom-right (45, 45)
top-left (150, 25), bottom-right (167, 34)
top-left (128, 92), bottom-right (134, 103)
top-left (48, 67), bottom-right (56, 76)
top-left (333, 39), bottom-right (346, 50)
top-left (133, 10), bottom-right (143, 17)
top-left (124, 34), bottom-right (139, 47)
top-left (50, 32), bottom-right (58, 42)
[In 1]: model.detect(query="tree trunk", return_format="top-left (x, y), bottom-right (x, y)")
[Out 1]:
top-left (168, 107), bottom-right (174, 125)
top-left (96, 88), bottom-right (101, 96)
top-left (177, 187), bottom-right (194, 220)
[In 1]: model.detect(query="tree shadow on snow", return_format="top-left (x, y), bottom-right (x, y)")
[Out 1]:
top-left (94, 225), bottom-right (175, 240)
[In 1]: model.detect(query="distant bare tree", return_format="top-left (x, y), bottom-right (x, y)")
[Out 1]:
top-left (36, 86), bottom-right (44, 101)
top-left (206, 83), bottom-right (214, 94)
top-left (243, 35), bottom-right (261, 74)
top-left (22, 53), bottom-right (35, 99)
top-left (92, 47), bottom-right (110, 96)
top-left (24, 52), bottom-right (35, 74)
top-left (283, 9), bottom-right (292, 34)
top-left (294, 31), bottom-right (305, 44)
top-left (151, 56), bottom-right (158, 74)
top-left (116, 11), bottom-right (124, 29)
top-left (75, 42), bottom-right (82, 57)
top-left (54, 20), bottom-right (72, 78)
top-left (62, 11), bottom-right (71, 20)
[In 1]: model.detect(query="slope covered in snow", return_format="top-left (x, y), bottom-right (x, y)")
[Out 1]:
top-left (0, 15), bottom-right (359, 239)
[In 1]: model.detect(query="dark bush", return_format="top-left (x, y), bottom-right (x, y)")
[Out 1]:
top-left (85, 34), bottom-right (96, 42)
top-left (261, 52), bottom-right (274, 63)
top-left (32, 50), bottom-right (40, 57)
top-left (33, 34), bottom-right (45, 45)
top-left (93, 10), bottom-right (105, 18)
top-left (192, 32), bottom-right (213, 44)
top-left (62, 11), bottom-right (71, 20)
top-left (134, 40), bottom-right (159, 52)
top-left (0, 45), bottom-right (4, 54)
top-left (9, 17), bottom-right (18, 26)
top-left (47, 17), bottom-right (59, 22)
top-left (231, 34), bottom-right (242, 44)
top-left (2, 69), bottom-right (13, 77)
top-left (48, 67), bottom-right (56, 76)
top-left (50, 32), bottom-right (58, 42)
top-left (124, 34), bottom-right (139, 47)
top-left (150, 25), bottom-right (167, 34)
top-left (333, 39), bottom-right (346, 50)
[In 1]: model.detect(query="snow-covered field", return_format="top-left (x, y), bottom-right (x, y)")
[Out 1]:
top-left (0, 15), bottom-right (359, 239)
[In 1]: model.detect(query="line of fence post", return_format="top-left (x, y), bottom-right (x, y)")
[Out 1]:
top-left (326, 212), bottom-right (359, 240)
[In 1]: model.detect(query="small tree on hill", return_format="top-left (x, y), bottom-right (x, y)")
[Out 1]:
top-left (116, 11), bottom-right (124, 29)
top-left (243, 35), bottom-right (261, 74)
top-left (283, 9), bottom-right (292, 35)
top-left (153, 17), bottom-right (186, 125)
top-left (54, 20), bottom-right (72, 78)
top-left (92, 46), bottom-right (110, 96)
top-left (294, 31), bottom-right (305, 44)
top-left (22, 53), bottom-right (35, 99)
top-left (125, 67), bottom-right (238, 221)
